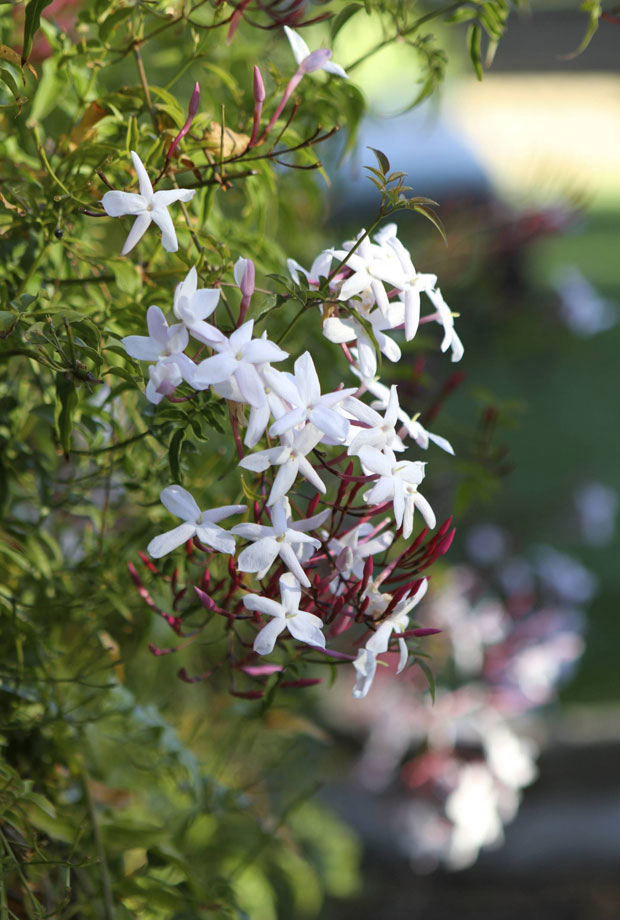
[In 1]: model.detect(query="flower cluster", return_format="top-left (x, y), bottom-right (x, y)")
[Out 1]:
top-left (322, 542), bottom-right (587, 869)
top-left (101, 33), bottom-right (464, 700)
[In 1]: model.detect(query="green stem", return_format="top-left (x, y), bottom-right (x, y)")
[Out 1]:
top-left (346, 0), bottom-right (468, 72)
top-left (82, 768), bottom-right (114, 920)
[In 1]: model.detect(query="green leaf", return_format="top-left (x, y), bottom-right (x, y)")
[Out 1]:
top-left (168, 427), bottom-right (185, 482)
top-left (468, 23), bottom-right (483, 80)
top-left (368, 146), bottom-right (390, 175)
top-left (415, 658), bottom-right (436, 702)
top-left (412, 204), bottom-right (447, 245)
top-left (330, 3), bottom-right (363, 40)
top-left (22, 0), bottom-right (55, 64)
top-left (562, 0), bottom-right (602, 58)
top-left (55, 372), bottom-right (78, 458)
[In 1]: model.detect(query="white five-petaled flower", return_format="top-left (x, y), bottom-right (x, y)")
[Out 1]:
top-left (243, 572), bottom-right (326, 655)
top-left (284, 26), bottom-right (348, 79)
top-left (193, 320), bottom-right (288, 408)
top-left (359, 446), bottom-right (436, 538)
top-left (332, 231), bottom-right (405, 316)
top-left (327, 521), bottom-right (394, 595)
top-left (353, 579), bottom-right (429, 698)
top-left (147, 485), bottom-right (246, 558)
top-left (238, 422), bottom-right (326, 506)
top-left (264, 352), bottom-right (356, 441)
top-left (101, 151), bottom-right (195, 255)
top-left (121, 305), bottom-right (197, 404)
top-left (345, 386), bottom-right (405, 456)
top-left (287, 251), bottom-right (333, 287)
top-left (426, 286), bottom-right (464, 362)
top-left (352, 371), bottom-right (454, 455)
top-left (173, 266), bottom-right (225, 346)
top-left (323, 299), bottom-right (403, 381)
top-left (232, 500), bottom-right (322, 588)
top-left (374, 223), bottom-right (438, 341)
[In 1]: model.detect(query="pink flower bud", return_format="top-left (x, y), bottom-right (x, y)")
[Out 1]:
top-left (253, 65), bottom-right (265, 103)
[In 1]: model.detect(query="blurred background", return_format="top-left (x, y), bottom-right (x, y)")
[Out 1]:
top-left (308, 4), bottom-right (620, 917)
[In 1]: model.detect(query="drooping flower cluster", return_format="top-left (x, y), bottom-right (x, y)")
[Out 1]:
top-left (100, 33), bottom-right (464, 700)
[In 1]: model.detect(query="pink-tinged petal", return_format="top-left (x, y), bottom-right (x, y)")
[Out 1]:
top-left (352, 648), bottom-right (376, 699)
top-left (145, 380), bottom-right (164, 404)
top-left (130, 150), bottom-right (154, 199)
top-left (235, 361), bottom-right (266, 409)
top-left (404, 287), bottom-right (421, 341)
top-left (302, 47), bottom-right (331, 73)
top-left (152, 188), bottom-right (196, 207)
top-left (321, 60), bottom-right (348, 79)
top-left (283, 25), bottom-right (310, 66)
top-left (253, 618), bottom-right (287, 656)
top-left (193, 352), bottom-right (238, 387)
top-left (268, 457), bottom-right (299, 505)
top-left (269, 407), bottom-right (307, 438)
top-left (121, 335), bottom-right (161, 362)
top-left (278, 543), bottom-right (310, 587)
top-left (201, 504), bottom-right (247, 524)
top-left (195, 523), bottom-right (236, 554)
top-left (243, 594), bottom-right (284, 618)
top-left (101, 190), bottom-right (146, 217)
top-left (322, 317), bottom-right (357, 344)
top-left (414, 492), bottom-right (436, 529)
top-left (297, 457), bottom-right (326, 494)
top-left (121, 213), bottom-right (152, 255)
top-left (243, 338), bottom-right (288, 365)
top-left (308, 405), bottom-right (349, 441)
top-left (279, 572), bottom-right (301, 613)
top-left (160, 484), bottom-right (200, 522)
top-left (288, 612), bottom-right (326, 648)
top-left (397, 637), bottom-right (408, 674)
top-left (147, 522), bottom-right (196, 558)
top-left (366, 620), bottom-right (394, 655)
top-left (151, 207), bottom-right (178, 253)
top-left (294, 352), bottom-right (320, 405)
top-left (145, 305), bottom-right (169, 347)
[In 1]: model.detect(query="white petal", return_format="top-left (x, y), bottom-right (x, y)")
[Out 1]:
top-left (253, 618), bottom-right (287, 656)
top-left (366, 621), bottom-right (394, 655)
top-left (288, 612), bottom-right (326, 648)
top-left (130, 150), bottom-right (153, 199)
top-left (321, 60), bottom-right (348, 79)
top-left (235, 361), bottom-right (266, 409)
top-left (152, 188), bottom-right (195, 207)
top-left (284, 25), bottom-right (310, 66)
top-left (151, 207), bottom-right (178, 253)
top-left (146, 305), bottom-right (169, 347)
top-left (243, 594), bottom-right (284, 618)
top-left (193, 352), bottom-right (238, 387)
top-left (352, 648), bottom-right (376, 699)
top-left (309, 405), bottom-right (349, 441)
top-left (414, 492), bottom-right (436, 529)
top-left (147, 522), bottom-right (196, 558)
top-left (101, 190), bottom-right (146, 217)
top-left (121, 335), bottom-right (161, 362)
top-left (239, 448), bottom-right (282, 473)
top-left (294, 352), bottom-right (320, 405)
top-left (160, 485), bottom-right (200, 522)
top-left (237, 537), bottom-right (280, 573)
top-left (121, 213), bottom-right (152, 255)
top-left (322, 317), bottom-right (357, 344)
top-left (279, 572), bottom-right (302, 613)
top-left (397, 637), bottom-right (408, 674)
top-left (268, 458), bottom-right (299, 505)
top-left (201, 504), bottom-right (247, 524)
top-left (194, 523), bottom-right (236, 554)
top-left (278, 543), bottom-right (311, 588)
